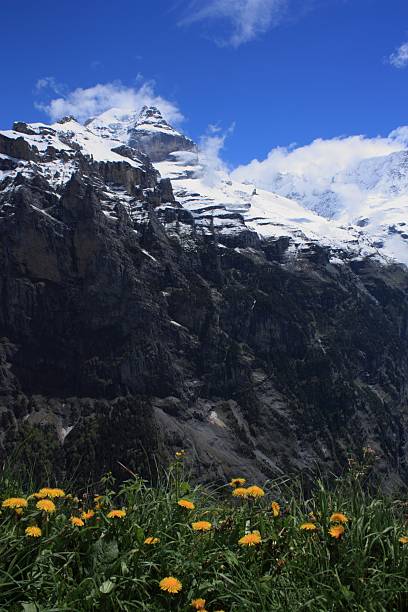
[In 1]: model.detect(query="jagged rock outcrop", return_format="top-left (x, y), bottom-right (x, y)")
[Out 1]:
top-left (127, 106), bottom-right (197, 162)
top-left (0, 110), bottom-right (407, 488)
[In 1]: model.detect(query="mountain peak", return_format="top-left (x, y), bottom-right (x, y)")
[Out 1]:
top-left (135, 105), bottom-right (180, 136)
top-left (138, 105), bottom-right (166, 123)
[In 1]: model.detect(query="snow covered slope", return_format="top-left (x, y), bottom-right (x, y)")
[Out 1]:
top-left (155, 151), bottom-right (379, 261)
top-left (233, 143), bottom-right (408, 265)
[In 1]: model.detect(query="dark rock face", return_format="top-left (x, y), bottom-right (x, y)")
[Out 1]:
top-left (128, 130), bottom-right (197, 163)
top-left (0, 134), bottom-right (38, 162)
top-left (0, 137), bottom-right (408, 489)
top-left (127, 106), bottom-right (197, 162)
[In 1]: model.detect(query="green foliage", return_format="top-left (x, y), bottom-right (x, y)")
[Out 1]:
top-left (0, 455), bottom-right (407, 611)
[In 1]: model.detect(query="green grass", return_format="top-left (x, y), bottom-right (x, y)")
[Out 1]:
top-left (0, 452), bottom-right (407, 611)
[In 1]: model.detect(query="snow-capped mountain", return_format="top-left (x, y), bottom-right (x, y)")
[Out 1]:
top-left (86, 105), bottom-right (196, 162)
top-left (1, 106), bottom-right (408, 487)
top-left (1, 106), bottom-right (408, 265)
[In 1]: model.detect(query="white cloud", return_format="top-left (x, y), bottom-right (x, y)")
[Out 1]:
top-left (232, 131), bottom-right (407, 217)
top-left (36, 80), bottom-right (183, 125)
top-left (233, 134), bottom-right (402, 185)
top-left (35, 76), bottom-right (66, 95)
top-left (389, 125), bottom-right (408, 145)
top-left (180, 0), bottom-right (288, 47)
top-left (389, 42), bottom-right (408, 68)
top-left (197, 123), bottom-right (235, 185)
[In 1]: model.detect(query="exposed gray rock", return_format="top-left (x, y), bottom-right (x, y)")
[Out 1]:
top-left (127, 106), bottom-right (197, 162)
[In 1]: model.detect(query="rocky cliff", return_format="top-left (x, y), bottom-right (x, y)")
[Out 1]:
top-left (0, 108), bottom-right (407, 488)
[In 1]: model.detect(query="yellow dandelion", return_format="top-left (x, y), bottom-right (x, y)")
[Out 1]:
top-left (70, 516), bottom-right (84, 527)
top-left (33, 489), bottom-right (50, 499)
top-left (238, 530), bottom-right (262, 546)
top-left (192, 521), bottom-right (212, 532)
top-left (271, 501), bottom-right (280, 517)
top-left (300, 522), bottom-right (317, 531)
top-left (36, 499), bottom-right (56, 513)
top-left (25, 526), bottom-right (41, 538)
top-left (246, 485), bottom-right (265, 498)
top-left (144, 536), bottom-right (160, 544)
top-left (159, 576), bottom-right (182, 594)
top-left (107, 509), bottom-right (126, 519)
top-left (81, 510), bottom-right (95, 520)
top-left (177, 499), bottom-right (195, 510)
top-left (191, 598), bottom-right (206, 609)
top-left (399, 536), bottom-right (408, 544)
top-left (329, 525), bottom-right (345, 539)
top-left (2, 497), bottom-right (28, 509)
top-left (175, 450), bottom-right (186, 458)
top-left (232, 487), bottom-right (248, 498)
top-left (330, 512), bottom-right (348, 524)
top-left (229, 478), bottom-right (246, 487)
top-left (50, 488), bottom-right (65, 498)
top-left (36, 487), bottom-right (65, 499)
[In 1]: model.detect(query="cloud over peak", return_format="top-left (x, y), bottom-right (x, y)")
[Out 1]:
top-left (35, 80), bottom-right (183, 125)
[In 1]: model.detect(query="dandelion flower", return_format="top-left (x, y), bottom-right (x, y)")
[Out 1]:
top-left (2, 497), bottom-right (28, 509)
top-left (246, 485), bottom-right (265, 498)
top-left (191, 598), bottom-right (206, 609)
top-left (232, 487), bottom-right (248, 498)
top-left (81, 510), bottom-right (95, 520)
top-left (177, 499), bottom-right (195, 510)
top-left (144, 536), bottom-right (160, 544)
top-left (300, 522), bottom-right (317, 531)
top-left (25, 526), bottom-right (41, 538)
top-left (330, 512), bottom-right (348, 524)
top-left (329, 525), bottom-right (345, 539)
top-left (36, 488), bottom-right (65, 499)
top-left (49, 488), bottom-right (65, 498)
top-left (33, 489), bottom-right (50, 499)
top-left (399, 536), bottom-right (408, 544)
top-left (107, 509), bottom-right (126, 519)
top-left (70, 516), bottom-right (84, 527)
top-left (229, 478), bottom-right (246, 487)
top-left (271, 501), bottom-right (280, 517)
top-left (159, 576), bottom-right (182, 594)
top-left (238, 530), bottom-right (262, 546)
top-left (192, 521), bottom-right (212, 532)
top-left (36, 499), bottom-right (56, 513)
top-left (175, 450), bottom-right (186, 458)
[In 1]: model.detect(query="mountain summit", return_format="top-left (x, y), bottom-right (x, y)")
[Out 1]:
top-left (86, 105), bottom-right (197, 162)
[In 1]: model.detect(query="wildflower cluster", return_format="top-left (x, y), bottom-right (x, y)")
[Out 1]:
top-left (0, 460), bottom-right (407, 611)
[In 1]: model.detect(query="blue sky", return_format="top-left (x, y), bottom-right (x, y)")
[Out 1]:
top-left (2, 0), bottom-right (408, 165)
